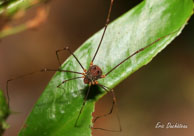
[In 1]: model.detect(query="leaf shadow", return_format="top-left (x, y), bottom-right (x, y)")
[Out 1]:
top-left (37, 85), bottom-right (103, 108)
top-left (82, 85), bottom-right (103, 101)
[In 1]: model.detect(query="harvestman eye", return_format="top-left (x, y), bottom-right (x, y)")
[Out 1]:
top-left (5, 0), bottom-right (181, 133)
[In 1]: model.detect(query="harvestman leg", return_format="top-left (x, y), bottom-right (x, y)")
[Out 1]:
top-left (90, 0), bottom-right (114, 65)
top-left (92, 84), bottom-right (122, 132)
top-left (56, 46), bottom-right (86, 72)
top-left (75, 83), bottom-right (92, 127)
top-left (6, 68), bottom-right (83, 108)
top-left (104, 29), bottom-right (181, 76)
top-left (57, 76), bottom-right (84, 88)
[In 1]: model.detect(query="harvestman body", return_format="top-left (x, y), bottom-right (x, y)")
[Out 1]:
top-left (6, 0), bottom-right (180, 132)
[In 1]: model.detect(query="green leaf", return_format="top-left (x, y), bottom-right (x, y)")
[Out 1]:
top-left (0, 89), bottom-right (9, 135)
top-left (19, 0), bottom-right (193, 136)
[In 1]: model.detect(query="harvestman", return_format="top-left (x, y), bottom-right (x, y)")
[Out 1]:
top-left (6, 0), bottom-right (180, 132)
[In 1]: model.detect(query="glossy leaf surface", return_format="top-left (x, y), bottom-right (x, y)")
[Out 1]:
top-left (19, 0), bottom-right (193, 136)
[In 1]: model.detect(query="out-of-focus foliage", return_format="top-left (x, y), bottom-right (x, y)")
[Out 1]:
top-left (0, 90), bottom-right (9, 136)
top-left (0, 0), bottom-right (49, 38)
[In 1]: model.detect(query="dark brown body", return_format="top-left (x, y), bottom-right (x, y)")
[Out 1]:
top-left (83, 65), bottom-right (102, 84)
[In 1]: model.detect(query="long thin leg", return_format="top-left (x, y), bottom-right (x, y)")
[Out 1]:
top-left (35, 77), bottom-right (83, 107)
top-left (93, 85), bottom-right (114, 123)
top-left (75, 83), bottom-right (91, 127)
top-left (57, 76), bottom-right (84, 88)
top-left (6, 68), bottom-right (83, 108)
top-left (56, 46), bottom-right (86, 72)
top-left (47, 68), bottom-right (83, 75)
top-left (91, 0), bottom-right (114, 64)
top-left (105, 29), bottom-right (180, 76)
top-left (92, 84), bottom-right (122, 132)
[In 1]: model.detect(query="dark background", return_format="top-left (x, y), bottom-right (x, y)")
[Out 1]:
top-left (0, 0), bottom-right (194, 136)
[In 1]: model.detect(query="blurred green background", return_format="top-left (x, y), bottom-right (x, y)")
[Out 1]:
top-left (0, 0), bottom-right (194, 136)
